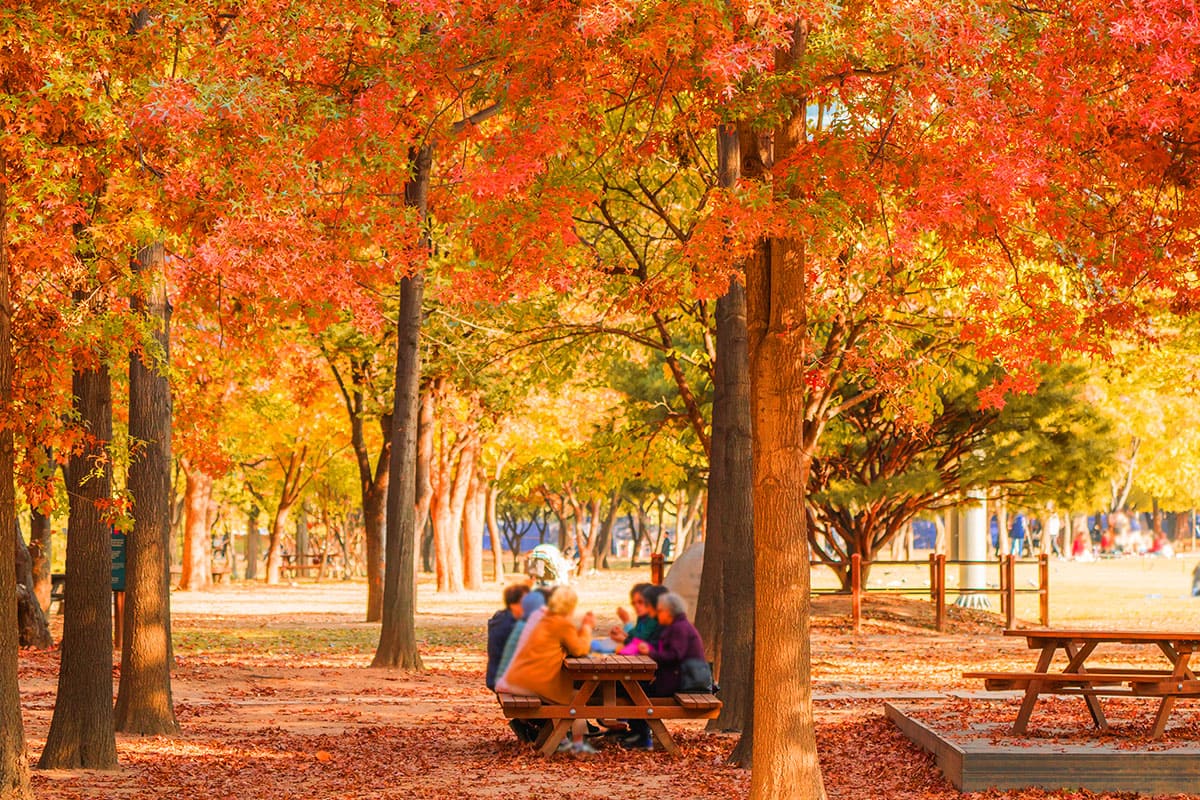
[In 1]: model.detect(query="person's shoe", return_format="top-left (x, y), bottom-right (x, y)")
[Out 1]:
top-left (555, 737), bottom-right (574, 753)
top-left (619, 731), bottom-right (653, 750)
top-left (571, 740), bottom-right (599, 755)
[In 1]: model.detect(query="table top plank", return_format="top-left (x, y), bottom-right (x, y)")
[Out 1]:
top-left (1005, 629), bottom-right (1200, 644)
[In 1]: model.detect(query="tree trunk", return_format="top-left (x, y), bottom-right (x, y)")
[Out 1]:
top-left (363, 472), bottom-right (386, 619)
top-left (372, 143), bottom-right (430, 670)
top-left (115, 242), bottom-right (179, 736)
top-left (462, 466), bottom-right (485, 590)
top-left (706, 127), bottom-right (756, 738)
top-left (14, 525), bottom-right (51, 648)
top-left (485, 482), bottom-right (504, 583)
top-left (267, 501), bottom-right (293, 585)
top-left (744, 35), bottom-right (826, 796)
top-left (594, 488), bottom-right (622, 570)
top-left (180, 465), bottom-right (213, 590)
top-left (40, 330), bottom-right (118, 770)
top-left (0, 169), bottom-right (30, 793)
top-left (245, 505), bottom-right (260, 580)
top-left (414, 387), bottom-right (434, 548)
top-left (295, 505), bottom-right (309, 566)
top-left (29, 504), bottom-right (51, 612)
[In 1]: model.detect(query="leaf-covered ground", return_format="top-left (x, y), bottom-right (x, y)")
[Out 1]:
top-left (18, 561), bottom-right (1200, 799)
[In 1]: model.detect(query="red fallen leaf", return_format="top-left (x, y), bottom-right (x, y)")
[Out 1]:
top-left (315, 750), bottom-right (333, 763)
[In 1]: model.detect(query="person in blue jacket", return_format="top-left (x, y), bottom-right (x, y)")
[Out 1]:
top-left (1010, 512), bottom-right (1028, 557)
top-left (486, 583), bottom-right (530, 690)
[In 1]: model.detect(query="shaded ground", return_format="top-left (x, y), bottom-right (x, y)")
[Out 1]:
top-left (19, 560), bottom-right (1200, 799)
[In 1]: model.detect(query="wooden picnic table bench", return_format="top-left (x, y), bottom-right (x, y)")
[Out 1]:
top-left (964, 628), bottom-right (1200, 738)
top-left (498, 654), bottom-right (721, 755)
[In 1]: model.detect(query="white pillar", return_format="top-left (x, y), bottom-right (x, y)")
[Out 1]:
top-left (956, 489), bottom-right (991, 609)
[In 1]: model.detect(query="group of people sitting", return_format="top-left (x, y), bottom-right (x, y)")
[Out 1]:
top-left (485, 581), bottom-right (710, 755)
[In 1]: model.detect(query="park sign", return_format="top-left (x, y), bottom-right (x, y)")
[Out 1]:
top-left (111, 529), bottom-right (126, 592)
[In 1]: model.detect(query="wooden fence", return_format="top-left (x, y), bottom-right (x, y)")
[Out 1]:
top-left (814, 553), bottom-right (1049, 633)
top-left (649, 551), bottom-right (1049, 633)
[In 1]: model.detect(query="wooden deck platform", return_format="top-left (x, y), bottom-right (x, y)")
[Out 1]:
top-left (886, 701), bottom-right (1200, 793)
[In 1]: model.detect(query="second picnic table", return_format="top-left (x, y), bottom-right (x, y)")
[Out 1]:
top-left (965, 628), bottom-right (1200, 738)
top-left (498, 654), bottom-right (721, 756)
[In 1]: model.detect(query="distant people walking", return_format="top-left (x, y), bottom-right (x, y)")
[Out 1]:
top-left (1009, 512), bottom-right (1028, 557)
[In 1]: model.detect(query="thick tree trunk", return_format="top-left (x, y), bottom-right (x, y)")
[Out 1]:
top-left (14, 528), bottom-right (51, 649)
top-left (0, 173), bottom-right (31, 793)
top-left (29, 505), bottom-right (51, 612)
top-left (115, 242), bottom-right (179, 736)
top-left (695, 124), bottom-right (738, 677)
top-left (462, 467), bottom-right (486, 590)
top-left (708, 145), bottom-right (756, 738)
top-left (245, 505), bottom-right (260, 580)
top-left (372, 144), bottom-right (430, 670)
top-left (180, 465), bottom-right (213, 590)
top-left (745, 33), bottom-right (826, 796)
top-left (40, 335), bottom-right (118, 770)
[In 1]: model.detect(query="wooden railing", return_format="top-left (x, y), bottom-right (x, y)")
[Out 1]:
top-left (812, 553), bottom-right (1049, 633)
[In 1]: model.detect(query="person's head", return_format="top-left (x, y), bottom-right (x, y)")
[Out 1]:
top-left (640, 585), bottom-right (668, 615)
top-left (656, 592), bottom-right (687, 625)
top-left (546, 585), bottom-right (579, 617)
top-left (504, 583), bottom-right (531, 617)
top-left (521, 588), bottom-right (547, 618)
top-left (629, 582), bottom-right (654, 615)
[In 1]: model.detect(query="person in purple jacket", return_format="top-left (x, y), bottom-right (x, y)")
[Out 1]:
top-left (621, 591), bottom-right (711, 750)
top-left (636, 591), bottom-right (709, 696)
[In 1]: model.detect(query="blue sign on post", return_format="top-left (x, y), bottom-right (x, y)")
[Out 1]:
top-left (111, 530), bottom-right (127, 592)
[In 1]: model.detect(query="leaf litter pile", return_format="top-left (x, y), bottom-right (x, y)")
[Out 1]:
top-left (18, 581), bottom-right (1200, 800)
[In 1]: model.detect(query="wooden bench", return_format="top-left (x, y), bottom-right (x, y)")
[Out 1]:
top-left (497, 655), bottom-right (721, 755)
top-left (674, 692), bottom-right (722, 711)
top-left (963, 669), bottom-right (1176, 692)
top-left (282, 563), bottom-right (323, 579)
top-left (497, 692), bottom-right (542, 711)
top-left (49, 573), bottom-right (66, 615)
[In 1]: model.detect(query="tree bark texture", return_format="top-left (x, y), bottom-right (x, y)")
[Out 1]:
top-left (40, 336), bottom-right (118, 770)
top-left (180, 464), bottom-right (213, 590)
top-left (115, 242), bottom-right (180, 735)
top-left (0, 170), bottom-right (31, 798)
top-left (710, 234), bottom-right (756, 737)
top-left (372, 143), bottom-right (431, 670)
top-left (29, 505), bottom-right (51, 612)
top-left (14, 530), bottom-right (50, 649)
top-left (745, 30), bottom-right (826, 798)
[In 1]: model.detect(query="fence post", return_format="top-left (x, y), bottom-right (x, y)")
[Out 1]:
top-left (1004, 554), bottom-right (1016, 629)
top-left (935, 554), bottom-right (946, 632)
top-left (998, 555), bottom-right (1008, 618)
top-left (851, 553), bottom-right (862, 634)
top-left (650, 553), bottom-right (664, 585)
top-left (1039, 553), bottom-right (1049, 626)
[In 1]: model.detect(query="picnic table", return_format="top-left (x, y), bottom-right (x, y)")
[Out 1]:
top-left (497, 654), bottom-right (721, 756)
top-left (964, 628), bottom-right (1200, 738)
